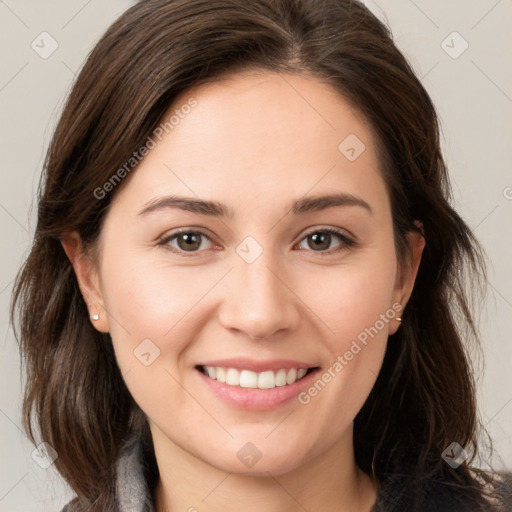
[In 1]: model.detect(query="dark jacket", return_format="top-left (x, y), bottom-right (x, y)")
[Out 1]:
top-left (61, 434), bottom-right (512, 512)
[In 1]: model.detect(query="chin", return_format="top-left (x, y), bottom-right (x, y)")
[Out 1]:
top-left (204, 445), bottom-right (307, 477)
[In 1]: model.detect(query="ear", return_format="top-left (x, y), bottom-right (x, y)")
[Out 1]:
top-left (389, 221), bottom-right (426, 335)
top-left (60, 231), bottom-right (110, 333)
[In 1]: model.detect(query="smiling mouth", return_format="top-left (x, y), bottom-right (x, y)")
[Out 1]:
top-left (195, 365), bottom-right (320, 389)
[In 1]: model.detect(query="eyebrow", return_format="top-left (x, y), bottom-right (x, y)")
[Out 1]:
top-left (137, 192), bottom-right (373, 218)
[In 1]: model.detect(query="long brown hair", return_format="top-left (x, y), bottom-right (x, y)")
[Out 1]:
top-left (11, 0), bottom-right (503, 509)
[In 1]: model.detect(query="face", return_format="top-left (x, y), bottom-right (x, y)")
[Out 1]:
top-left (67, 70), bottom-right (423, 476)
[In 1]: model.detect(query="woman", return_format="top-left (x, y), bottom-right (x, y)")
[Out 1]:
top-left (11, 0), bottom-right (511, 510)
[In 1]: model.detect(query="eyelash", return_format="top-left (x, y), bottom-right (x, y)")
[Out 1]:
top-left (157, 227), bottom-right (356, 257)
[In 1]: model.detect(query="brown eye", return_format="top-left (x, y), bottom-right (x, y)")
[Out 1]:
top-left (176, 232), bottom-right (203, 252)
top-left (297, 228), bottom-right (355, 255)
top-left (307, 232), bottom-right (332, 251)
top-left (159, 229), bottom-right (215, 255)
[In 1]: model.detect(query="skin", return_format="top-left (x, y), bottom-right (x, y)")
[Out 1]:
top-left (62, 70), bottom-right (425, 512)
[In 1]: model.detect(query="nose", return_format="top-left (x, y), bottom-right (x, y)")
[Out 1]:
top-left (218, 250), bottom-right (300, 340)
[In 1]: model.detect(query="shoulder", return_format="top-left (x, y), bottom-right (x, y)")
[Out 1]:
top-left (485, 471), bottom-right (512, 510)
top-left (373, 470), bottom-right (512, 512)
top-left (58, 431), bottom-right (155, 512)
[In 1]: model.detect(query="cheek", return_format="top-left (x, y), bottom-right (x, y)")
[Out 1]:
top-left (98, 256), bottom-right (210, 416)
top-left (298, 245), bottom-right (397, 405)
top-left (305, 247), bottom-right (397, 345)
top-left (98, 252), bottom-right (211, 370)
top-left (295, 285), bottom-right (394, 443)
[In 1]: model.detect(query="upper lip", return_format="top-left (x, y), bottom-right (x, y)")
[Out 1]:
top-left (195, 358), bottom-right (320, 373)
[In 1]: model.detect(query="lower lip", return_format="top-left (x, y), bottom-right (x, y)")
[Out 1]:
top-left (195, 367), bottom-right (321, 411)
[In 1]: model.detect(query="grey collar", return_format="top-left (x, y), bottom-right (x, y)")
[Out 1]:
top-left (116, 433), bottom-right (155, 512)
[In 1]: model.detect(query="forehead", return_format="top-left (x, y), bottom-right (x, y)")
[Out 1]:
top-left (109, 70), bottom-right (390, 222)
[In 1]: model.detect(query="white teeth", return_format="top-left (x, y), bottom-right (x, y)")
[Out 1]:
top-left (216, 367), bottom-right (226, 383)
top-left (286, 368), bottom-right (297, 384)
top-left (258, 370), bottom-right (275, 389)
top-left (202, 366), bottom-right (312, 389)
top-left (275, 369), bottom-right (287, 386)
top-left (240, 369), bottom-right (258, 388)
top-left (225, 368), bottom-right (240, 386)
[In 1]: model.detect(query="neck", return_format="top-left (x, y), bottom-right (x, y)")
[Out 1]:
top-left (151, 423), bottom-right (379, 512)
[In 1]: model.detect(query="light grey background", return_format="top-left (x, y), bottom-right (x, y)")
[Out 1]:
top-left (0, 1), bottom-right (511, 510)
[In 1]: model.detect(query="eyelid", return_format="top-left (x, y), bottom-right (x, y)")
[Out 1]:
top-left (157, 225), bottom-right (356, 256)
top-left (300, 225), bottom-right (355, 242)
top-left (157, 227), bottom-right (219, 256)
top-left (296, 226), bottom-right (356, 255)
